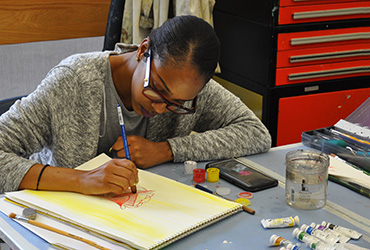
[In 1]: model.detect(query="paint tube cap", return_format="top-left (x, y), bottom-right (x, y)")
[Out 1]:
top-left (269, 234), bottom-right (278, 245)
top-left (292, 228), bottom-right (300, 238)
top-left (193, 168), bottom-right (206, 183)
top-left (216, 187), bottom-right (231, 196)
top-left (235, 198), bottom-right (251, 206)
top-left (300, 224), bottom-right (307, 231)
top-left (238, 191), bottom-right (253, 199)
top-left (184, 160), bottom-right (197, 175)
top-left (206, 167), bottom-right (220, 183)
top-left (293, 215), bottom-right (300, 226)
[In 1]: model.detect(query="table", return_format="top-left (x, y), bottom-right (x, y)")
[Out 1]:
top-left (1, 143), bottom-right (369, 249)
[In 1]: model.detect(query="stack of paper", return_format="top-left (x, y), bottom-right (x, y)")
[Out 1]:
top-left (4, 154), bottom-right (242, 250)
top-left (329, 155), bottom-right (370, 190)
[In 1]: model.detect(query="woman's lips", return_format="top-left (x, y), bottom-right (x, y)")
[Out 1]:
top-left (141, 107), bottom-right (154, 118)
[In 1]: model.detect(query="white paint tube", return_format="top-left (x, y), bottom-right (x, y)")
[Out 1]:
top-left (306, 241), bottom-right (336, 250)
top-left (311, 222), bottom-right (350, 243)
top-left (269, 234), bottom-right (300, 249)
top-left (321, 221), bottom-right (362, 240)
top-left (261, 215), bottom-right (300, 228)
top-left (286, 243), bottom-right (301, 250)
top-left (301, 224), bottom-right (339, 245)
top-left (293, 228), bottom-right (321, 246)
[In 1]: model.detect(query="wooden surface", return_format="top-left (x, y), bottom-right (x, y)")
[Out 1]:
top-left (0, 0), bottom-right (111, 45)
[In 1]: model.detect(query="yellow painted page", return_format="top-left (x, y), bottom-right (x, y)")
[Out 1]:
top-left (5, 155), bottom-right (242, 250)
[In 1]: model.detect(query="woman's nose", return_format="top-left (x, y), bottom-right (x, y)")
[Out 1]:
top-left (151, 102), bottom-right (168, 114)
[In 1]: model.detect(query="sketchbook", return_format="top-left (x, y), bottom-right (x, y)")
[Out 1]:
top-left (5, 154), bottom-right (242, 250)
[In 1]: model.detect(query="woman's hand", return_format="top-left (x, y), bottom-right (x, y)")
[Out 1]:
top-left (78, 158), bottom-right (138, 195)
top-left (111, 135), bottom-right (174, 169)
top-left (19, 159), bottom-right (138, 195)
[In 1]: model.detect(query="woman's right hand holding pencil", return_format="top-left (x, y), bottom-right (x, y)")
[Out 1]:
top-left (77, 158), bottom-right (138, 195)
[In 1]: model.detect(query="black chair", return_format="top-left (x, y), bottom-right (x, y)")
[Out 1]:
top-left (103, 0), bottom-right (126, 51)
top-left (0, 96), bottom-right (26, 115)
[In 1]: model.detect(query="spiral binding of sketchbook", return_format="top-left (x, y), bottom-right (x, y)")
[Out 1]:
top-left (5, 154), bottom-right (242, 250)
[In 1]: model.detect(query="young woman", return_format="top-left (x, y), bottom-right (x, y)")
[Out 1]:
top-left (0, 15), bottom-right (271, 195)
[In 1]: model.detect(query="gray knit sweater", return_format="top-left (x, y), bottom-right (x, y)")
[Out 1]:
top-left (0, 46), bottom-right (271, 193)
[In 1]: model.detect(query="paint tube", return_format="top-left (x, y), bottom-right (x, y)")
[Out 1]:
top-left (286, 243), bottom-right (301, 250)
top-left (321, 221), bottom-right (362, 240)
top-left (311, 222), bottom-right (350, 243)
top-left (261, 215), bottom-right (300, 228)
top-left (293, 228), bottom-right (321, 246)
top-left (293, 229), bottom-right (336, 250)
top-left (306, 241), bottom-right (336, 250)
top-left (269, 234), bottom-right (299, 248)
top-left (335, 243), bottom-right (370, 250)
top-left (301, 224), bottom-right (339, 245)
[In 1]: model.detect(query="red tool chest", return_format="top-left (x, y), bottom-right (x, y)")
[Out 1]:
top-left (214, 0), bottom-right (370, 146)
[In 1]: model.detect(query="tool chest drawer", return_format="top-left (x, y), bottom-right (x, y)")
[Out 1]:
top-left (277, 27), bottom-right (370, 51)
top-left (276, 43), bottom-right (370, 68)
top-left (276, 87), bottom-right (370, 146)
top-left (214, 0), bottom-right (370, 146)
top-left (276, 26), bottom-right (370, 85)
top-left (279, 0), bottom-right (359, 7)
top-left (276, 59), bottom-right (370, 85)
top-left (279, 1), bottom-right (370, 25)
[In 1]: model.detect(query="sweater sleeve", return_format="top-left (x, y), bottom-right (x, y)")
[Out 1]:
top-left (167, 79), bottom-right (272, 163)
top-left (0, 66), bottom-right (79, 193)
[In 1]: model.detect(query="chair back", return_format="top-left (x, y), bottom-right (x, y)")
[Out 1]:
top-left (0, 96), bottom-right (25, 115)
top-left (103, 0), bottom-right (125, 51)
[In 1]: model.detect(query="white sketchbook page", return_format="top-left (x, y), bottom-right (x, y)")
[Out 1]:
top-left (6, 154), bottom-right (242, 250)
top-left (76, 153), bottom-right (111, 171)
top-left (329, 156), bottom-right (370, 189)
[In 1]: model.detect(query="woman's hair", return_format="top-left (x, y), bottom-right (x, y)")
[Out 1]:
top-left (149, 15), bottom-right (220, 83)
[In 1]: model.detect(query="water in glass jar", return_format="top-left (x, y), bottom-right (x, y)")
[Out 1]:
top-left (285, 149), bottom-right (329, 210)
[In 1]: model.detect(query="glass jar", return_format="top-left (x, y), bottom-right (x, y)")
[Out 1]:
top-left (285, 149), bottom-right (329, 210)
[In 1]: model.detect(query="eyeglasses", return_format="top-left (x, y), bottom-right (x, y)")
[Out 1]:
top-left (142, 50), bottom-right (197, 114)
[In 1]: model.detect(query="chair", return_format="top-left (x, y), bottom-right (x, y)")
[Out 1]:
top-left (0, 96), bottom-right (26, 115)
top-left (103, 0), bottom-right (126, 51)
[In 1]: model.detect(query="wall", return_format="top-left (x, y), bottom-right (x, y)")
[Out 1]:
top-left (0, 0), bottom-right (111, 100)
top-left (0, 37), bottom-right (104, 100)
top-left (0, 0), bottom-right (110, 45)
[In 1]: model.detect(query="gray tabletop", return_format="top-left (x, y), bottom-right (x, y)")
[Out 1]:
top-left (1, 143), bottom-right (369, 250)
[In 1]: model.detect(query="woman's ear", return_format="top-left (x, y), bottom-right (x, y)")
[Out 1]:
top-left (136, 38), bottom-right (150, 61)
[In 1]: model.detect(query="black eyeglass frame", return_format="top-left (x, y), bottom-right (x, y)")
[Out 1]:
top-left (142, 49), bottom-right (197, 114)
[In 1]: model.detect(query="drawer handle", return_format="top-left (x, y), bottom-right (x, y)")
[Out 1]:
top-left (293, 7), bottom-right (370, 20)
top-left (290, 49), bottom-right (370, 63)
top-left (290, 32), bottom-right (370, 46)
top-left (288, 66), bottom-right (370, 81)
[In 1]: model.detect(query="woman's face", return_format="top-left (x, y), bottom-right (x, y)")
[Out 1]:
top-left (131, 55), bottom-right (205, 117)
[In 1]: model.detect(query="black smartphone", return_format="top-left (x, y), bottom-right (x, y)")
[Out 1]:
top-left (205, 159), bottom-right (278, 192)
